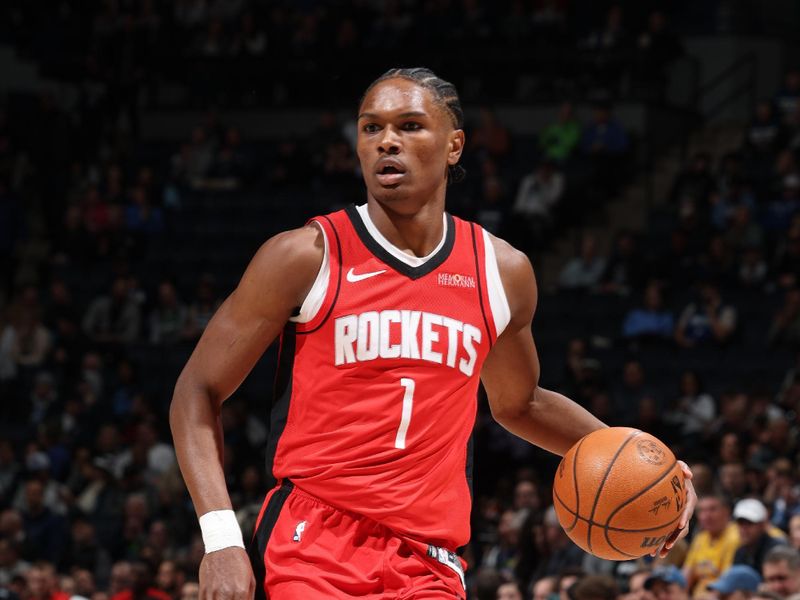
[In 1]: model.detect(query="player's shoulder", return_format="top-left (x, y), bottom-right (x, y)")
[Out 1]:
top-left (256, 223), bottom-right (324, 264)
top-left (483, 230), bottom-right (538, 322)
top-left (246, 224), bottom-right (324, 290)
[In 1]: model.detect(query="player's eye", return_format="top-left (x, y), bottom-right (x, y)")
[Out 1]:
top-left (362, 123), bottom-right (380, 133)
top-left (402, 122), bottom-right (422, 131)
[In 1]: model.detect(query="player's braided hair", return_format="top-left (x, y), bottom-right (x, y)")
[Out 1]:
top-left (361, 67), bottom-right (466, 184)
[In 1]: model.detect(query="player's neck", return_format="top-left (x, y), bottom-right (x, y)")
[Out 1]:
top-left (365, 197), bottom-right (445, 258)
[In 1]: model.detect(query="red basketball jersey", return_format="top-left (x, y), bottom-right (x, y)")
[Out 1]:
top-left (266, 204), bottom-right (510, 550)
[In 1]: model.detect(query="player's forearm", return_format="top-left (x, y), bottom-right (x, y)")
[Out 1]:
top-left (169, 375), bottom-right (233, 517)
top-left (495, 386), bottom-right (607, 456)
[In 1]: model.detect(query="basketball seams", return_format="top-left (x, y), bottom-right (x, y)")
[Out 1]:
top-left (566, 436), bottom-right (586, 533)
top-left (585, 429), bottom-right (642, 553)
top-left (552, 488), bottom-right (683, 533)
top-left (603, 459), bottom-right (680, 529)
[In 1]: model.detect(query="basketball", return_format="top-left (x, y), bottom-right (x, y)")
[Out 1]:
top-left (552, 427), bottom-right (686, 560)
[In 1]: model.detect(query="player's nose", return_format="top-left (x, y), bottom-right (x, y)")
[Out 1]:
top-left (377, 126), bottom-right (401, 154)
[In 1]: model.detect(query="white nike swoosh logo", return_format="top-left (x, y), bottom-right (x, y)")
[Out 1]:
top-left (346, 267), bottom-right (387, 282)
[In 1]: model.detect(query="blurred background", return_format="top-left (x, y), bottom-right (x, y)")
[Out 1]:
top-left (1, 1), bottom-right (800, 599)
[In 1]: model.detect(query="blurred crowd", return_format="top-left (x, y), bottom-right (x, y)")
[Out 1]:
top-left (1, 2), bottom-right (800, 600)
top-left (0, 0), bottom-right (688, 106)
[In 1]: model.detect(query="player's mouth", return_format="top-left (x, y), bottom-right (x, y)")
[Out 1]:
top-left (375, 158), bottom-right (407, 186)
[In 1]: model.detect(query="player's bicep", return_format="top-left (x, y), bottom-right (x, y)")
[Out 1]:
top-left (480, 235), bottom-right (540, 420)
top-left (177, 227), bottom-right (323, 405)
top-left (481, 322), bottom-right (540, 419)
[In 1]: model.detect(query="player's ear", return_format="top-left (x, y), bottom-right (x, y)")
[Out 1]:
top-left (448, 129), bottom-right (465, 165)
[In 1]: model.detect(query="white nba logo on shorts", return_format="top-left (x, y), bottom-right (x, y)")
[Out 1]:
top-left (293, 520), bottom-right (306, 542)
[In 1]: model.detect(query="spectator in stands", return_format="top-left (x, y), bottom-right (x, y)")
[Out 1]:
top-left (667, 370), bottom-right (715, 442)
top-left (745, 102), bottom-right (786, 158)
top-left (583, 5), bottom-right (627, 51)
top-left (210, 128), bottom-right (250, 184)
top-left (580, 102), bottom-right (629, 157)
top-left (124, 186), bottom-right (165, 238)
top-left (770, 288), bottom-right (800, 347)
top-left (720, 463), bottom-right (748, 503)
top-left (788, 515), bottom-right (800, 552)
top-left (82, 278), bottom-right (141, 346)
top-left (764, 459), bottom-right (799, 529)
top-left (108, 561), bottom-right (133, 598)
top-left (511, 159), bottom-right (565, 242)
top-left (0, 541), bottom-right (28, 591)
top-left (572, 576), bottom-right (619, 600)
top-left (534, 507), bottom-right (586, 580)
top-left (711, 183), bottom-right (757, 232)
top-left (0, 291), bottom-right (52, 383)
top-left (738, 246), bottom-right (767, 288)
top-left (776, 70), bottom-right (800, 124)
top-left (761, 546), bottom-right (800, 598)
top-left (733, 499), bottom-right (786, 573)
top-left (675, 282), bottom-right (737, 347)
top-left (154, 560), bottom-right (185, 599)
top-left (644, 565), bottom-right (689, 600)
top-left (599, 230), bottom-right (646, 294)
top-left (698, 236), bottom-right (736, 287)
top-left (707, 565), bottom-right (762, 600)
top-left (482, 509), bottom-right (524, 579)
top-left (557, 569), bottom-right (586, 600)
top-left (471, 107), bottom-right (512, 160)
top-left (762, 175), bottom-right (800, 234)
top-left (181, 274), bottom-right (220, 341)
top-left (20, 479), bottom-right (69, 564)
top-left (539, 103), bottom-right (581, 163)
top-left (636, 10), bottom-right (682, 89)
top-left (24, 563), bottom-right (70, 600)
top-left (180, 580), bottom-right (199, 600)
top-left (615, 360), bottom-right (655, 423)
top-left (63, 517), bottom-right (112, 587)
top-left (531, 576), bottom-right (557, 600)
top-left (230, 13), bottom-right (267, 56)
top-left (558, 234), bottom-right (607, 291)
top-left (725, 205), bottom-right (764, 257)
top-left (683, 494), bottom-right (739, 597)
top-left (497, 580), bottom-right (524, 600)
top-left (514, 480), bottom-right (541, 521)
top-left (622, 281), bottom-right (674, 342)
top-left (172, 127), bottom-right (215, 186)
top-left (149, 281), bottom-right (187, 345)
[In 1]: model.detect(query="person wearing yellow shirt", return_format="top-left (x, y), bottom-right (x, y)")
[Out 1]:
top-left (684, 495), bottom-right (740, 597)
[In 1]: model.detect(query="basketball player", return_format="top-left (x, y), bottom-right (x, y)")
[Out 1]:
top-left (170, 68), bottom-right (697, 599)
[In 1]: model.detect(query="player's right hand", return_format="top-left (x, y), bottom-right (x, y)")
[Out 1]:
top-left (199, 547), bottom-right (255, 600)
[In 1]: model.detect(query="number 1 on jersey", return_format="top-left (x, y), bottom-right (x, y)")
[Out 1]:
top-left (395, 378), bottom-right (415, 449)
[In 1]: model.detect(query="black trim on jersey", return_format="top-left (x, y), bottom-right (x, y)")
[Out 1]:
top-left (264, 324), bottom-right (296, 489)
top-left (298, 214), bottom-right (343, 335)
top-left (456, 431), bottom-right (475, 558)
top-left (344, 203), bottom-right (456, 280)
top-left (248, 480), bottom-right (294, 600)
top-left (469, 223), bottom-right (493, 348)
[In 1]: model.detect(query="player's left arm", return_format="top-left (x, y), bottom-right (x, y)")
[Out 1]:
top-left (480, 234), bottom-right (696, 555)
top-left (480, 236), bottom-right (604, 454)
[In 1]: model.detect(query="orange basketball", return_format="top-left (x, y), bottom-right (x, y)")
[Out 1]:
top-left (552, 427), bottom-right (686, 560)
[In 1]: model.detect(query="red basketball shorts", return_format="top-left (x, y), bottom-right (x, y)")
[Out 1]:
top-left (247, 481), bottom-right (467, 599)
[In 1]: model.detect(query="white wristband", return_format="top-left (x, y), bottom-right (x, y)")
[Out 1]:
top-left (199, 509), bottom-right (245, 553)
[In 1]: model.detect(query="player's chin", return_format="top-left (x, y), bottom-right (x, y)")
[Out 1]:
top-left (367, 181), bottom-right (412, 203)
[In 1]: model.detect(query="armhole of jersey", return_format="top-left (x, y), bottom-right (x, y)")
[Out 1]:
top-left (481, 228), bottom-right (511, 337)
top-left (294, 216), bottom-right (342, 333)
top-left (289, 222), bottom-right (329, 324)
